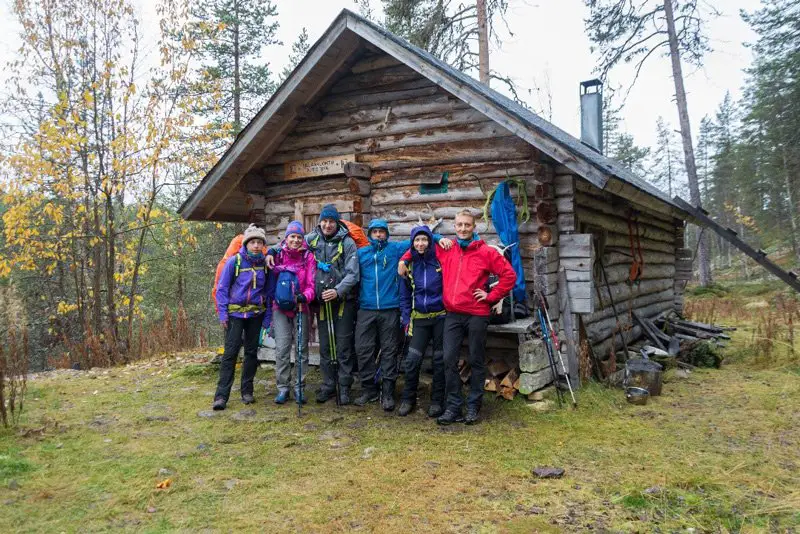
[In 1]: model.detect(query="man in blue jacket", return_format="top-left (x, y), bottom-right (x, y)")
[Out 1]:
top-left (353, 219), bottom-right (451, 410)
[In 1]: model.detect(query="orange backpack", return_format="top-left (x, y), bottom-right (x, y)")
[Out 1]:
top-left (341, 219), bottom-right (369, 249)
top-left (212, 234), bottom-right (244, 313)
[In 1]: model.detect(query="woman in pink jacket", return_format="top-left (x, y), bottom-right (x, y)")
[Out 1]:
top-left (269, 221), bottom-right (316, 404)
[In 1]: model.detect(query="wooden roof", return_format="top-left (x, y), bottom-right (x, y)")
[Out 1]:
top-left (179, 9), bottom-right (692, 223)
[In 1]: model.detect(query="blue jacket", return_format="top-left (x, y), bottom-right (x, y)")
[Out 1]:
top-left (399, 226), bottom-right (445, 326)
top-left (216, 247), bottom-right (269, 327)
top-left (357, 219), bottom-right (441, 311)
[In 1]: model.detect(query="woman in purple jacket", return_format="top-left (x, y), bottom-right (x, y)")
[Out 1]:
top-left (398, 225), bottom-right (446, 418)
top-left (213, 225), bottom-right (270, 410)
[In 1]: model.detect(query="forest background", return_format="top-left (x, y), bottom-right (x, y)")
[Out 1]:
top-left (0, 0), bottom-right (797, 371)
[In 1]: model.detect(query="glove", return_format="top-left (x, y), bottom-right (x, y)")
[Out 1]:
top-left (259, 327), bottom-right (270, 348)
top-left (317, 261), bottom-right (331, 272)
top-left (296, 294), bottom-right (307, 304)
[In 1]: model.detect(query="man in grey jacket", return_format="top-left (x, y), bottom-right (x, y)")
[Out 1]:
top-left (295, 205), bottom-right (360, 404)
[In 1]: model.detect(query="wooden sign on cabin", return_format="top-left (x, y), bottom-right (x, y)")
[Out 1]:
top-left (284, 154), bottom-right (356, 180)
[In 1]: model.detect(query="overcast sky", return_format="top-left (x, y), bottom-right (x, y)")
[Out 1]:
top-left (1, 0), bottom-right (760, 151)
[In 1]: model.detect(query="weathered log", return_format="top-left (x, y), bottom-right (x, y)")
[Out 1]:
top-left (279, 108), bottom-right (490, 152)
top-left (575, 204), bottom-right (676, 243)
top-left (558, 268), bottom-right (581, 385)
top-left (559, 234), bottom-right (593, 259)
top-left (269, 121), bottom-right (515, 165)
top-left (295, 95), bottom-right (467, 133)
top-left (537, 226), bottom-right (554, 247)
top-left (585, 300), bottom-right (675, 343)
top-left (603, 231), bottom-right (675, 255)
top-left (317, 86), bottom-right (441, 113)
top-left (534, 247), bottom-right (559, 274)
top-left (359, 136), bottom-right (536, 171)
top-left (601, 249), bottom-right (676, 267)
top-left (261, 177), bottom-right (371, 200)
top-left (596, 263), bottom-right (676, 285)
top-left (554, 174), bottom-right (576, 196)
top-left (593, 326), bottom-right (642, 362)
top-left (350, 53), bottom-right (403, 74)
top-left (558, 213), bottom-right (576, 233)
top-left (499, 386), bottom-right (517, 400)
top-left (371, 176), bottom-right (504, 206)
top-left (594, 278), bottom-right (674, 309)
top-left (370, 159), bottom-right (548, 188)
top-left (574, 189), bottom-right (676, 233)
top-left (556, 196), bottom-right (574, 214)
top-left (535, 182), bottom-right (554, 199)
top-left (329, 65), bottom-right (424, 95)
top-left (535, 201), bottom-right (557, 224)
top-left (581, 289), bottom-right (674, 325)
top-left (343, 162), bottom-right (372, 179)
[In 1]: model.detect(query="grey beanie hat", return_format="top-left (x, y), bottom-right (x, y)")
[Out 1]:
top-left (242, 224), bottom-right (267, 247)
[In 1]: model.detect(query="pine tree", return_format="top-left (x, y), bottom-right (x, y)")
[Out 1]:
top-left (584, 0), bottom-right (715, 285)
top-left (651, 117), bottom-right (682, 197)
top-left (189, 0), bottom-right (282, 133)
top-left (281, 28), bottom-right (310, 82)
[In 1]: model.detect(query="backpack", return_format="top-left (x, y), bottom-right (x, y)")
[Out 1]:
top-left (341, 219), bottom-right (369, 249)
top-left (212, 234), bottom-right (244, 313)
top-left (275, 270), bottom-right (300, 311)
top-left (487, 243), bottom-right (515, 325)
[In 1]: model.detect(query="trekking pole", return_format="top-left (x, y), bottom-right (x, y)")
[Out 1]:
top-left (538, 293), bottom-right (577, 408)
top-left (325, 301), bottom-right (341, 406)
top-left (537, 307), bottom-right (564, 407)
top-left (296, 306), bottom-right (304, 418)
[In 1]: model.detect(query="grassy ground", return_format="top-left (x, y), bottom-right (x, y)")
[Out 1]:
top-left (2, 352), bottom-right (799, 533)
top-left (3, 282), bottom-right (800, 532)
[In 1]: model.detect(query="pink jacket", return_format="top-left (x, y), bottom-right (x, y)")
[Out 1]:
top-left (271, 241), bottom-right (316, 318)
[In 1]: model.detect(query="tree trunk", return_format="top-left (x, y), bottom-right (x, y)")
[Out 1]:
top-left (476, 0), bottom-right (490, 85)
top-left (663, 0), bottom-right (712, 286)
top-left (233, 0), bottom-right (241, 133)
top-left (782, 147), bottom-right (800, 264)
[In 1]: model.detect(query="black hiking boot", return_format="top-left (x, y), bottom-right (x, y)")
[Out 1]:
top-left (241, 393), bottom-right (255, 405)
top-left (353, 388), bottom-right (379, 406)
top-left (212, 397), bottom-right (227, 411)
top-left (397, 401), bottom-right (415, 417)
top-left (436, 409), bottom-right (464, 426)
top-left (381, 381), bottom-right (396, 412)
top-left (427, 403), bottom-right (444, 418)
top-left (338, 387), bottom-right (351, 406)
top-left (465, 406), bottom-right (480, 425)
top-left (316, 388), bottom-right (336, 404)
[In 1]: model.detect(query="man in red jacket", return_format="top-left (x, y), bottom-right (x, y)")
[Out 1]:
top-left (400, 210), bottom-right (515, 425)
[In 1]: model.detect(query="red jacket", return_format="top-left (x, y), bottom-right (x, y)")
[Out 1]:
top-left (402, 239), bottom-right (516, 316)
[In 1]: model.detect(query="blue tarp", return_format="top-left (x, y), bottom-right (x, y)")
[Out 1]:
top-left (490, 181), bottom-right (527, 304)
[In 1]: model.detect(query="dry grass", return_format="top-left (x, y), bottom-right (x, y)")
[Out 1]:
top-left (2, 347), bottom-right (799, 533)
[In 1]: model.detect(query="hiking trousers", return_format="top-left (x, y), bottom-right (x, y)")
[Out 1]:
top-left (272, 308), bottom-right (309, 393)
top-left (215, 315), bottom-right (262, 401)
top-left (401, 316), bottom-right (445, 404)
top-left (355, 308), bottom-right (401, 391)
top-left (317, 299), bottom-right (357, 393)
top-left (443, 313), bottom-right (490, 412)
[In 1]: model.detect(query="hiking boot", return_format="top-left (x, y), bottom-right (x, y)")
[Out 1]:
top-left (381, 381), bottom-right (396, 412)
top-left (353, 388), bottom-right (379, 406)
top-left (241, 393), bottom-right (255, 405)
top-left (427, 403), bottom-right (444, 418)
top-left (338, 387), bottom-right (351, 406)
top-left (465, 407), bottom-right (480, 425)
top-left (294, 387), bottom-right (307, 405)
top-left (212, 397), bottom-right (227, 411)
top-left (436, 409), bottom-right (464, 426)
top-left (274, 390), bottom-right (290, 405)
top-left (316, 388), bottom-right (336, 404)
top-left (397, 401), bottom-right (415, 417)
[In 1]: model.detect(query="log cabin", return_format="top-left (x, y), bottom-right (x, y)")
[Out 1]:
top-left (179, 9), bottom-right (702, 395)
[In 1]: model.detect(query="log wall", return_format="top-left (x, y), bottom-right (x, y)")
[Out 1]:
top-left (562, 173), bottom-right (683, 360)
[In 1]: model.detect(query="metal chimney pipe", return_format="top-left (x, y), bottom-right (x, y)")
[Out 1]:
top-left (580, 79), bottom-right (603, 154)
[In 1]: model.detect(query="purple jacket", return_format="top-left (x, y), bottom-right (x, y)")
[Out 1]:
top-left (267, 241), bottom-right (317, 322)
top-left (216, 247), bottom-right (269, 327)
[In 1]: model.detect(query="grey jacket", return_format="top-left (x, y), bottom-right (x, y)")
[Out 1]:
top-left (305, 223), bottom-right (360, 300)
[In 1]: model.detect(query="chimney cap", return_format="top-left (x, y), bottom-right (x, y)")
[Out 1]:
top-left (580, 79), bottom-right (602, 93)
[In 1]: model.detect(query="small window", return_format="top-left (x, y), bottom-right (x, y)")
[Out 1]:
top-left (420, 171), bottom-right (449, 194)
